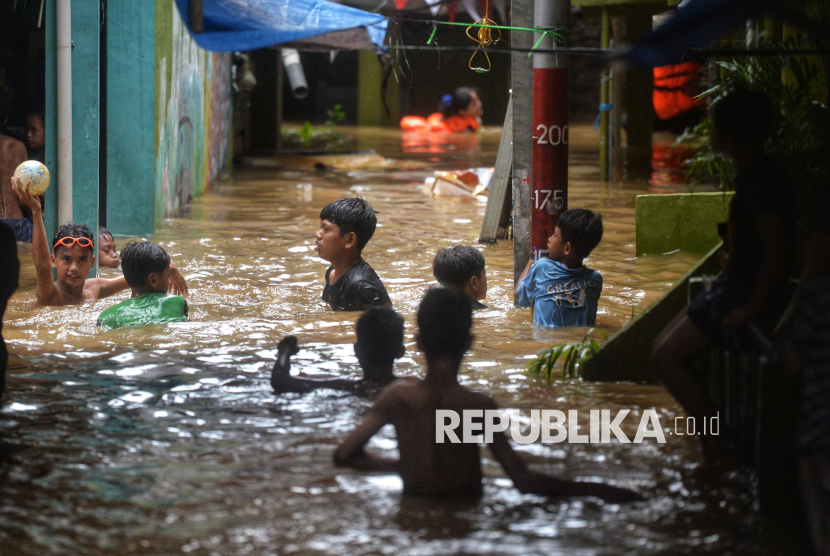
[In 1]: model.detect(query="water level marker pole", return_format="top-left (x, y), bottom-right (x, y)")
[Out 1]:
top-left (531, 0), bottom-right (570, 260)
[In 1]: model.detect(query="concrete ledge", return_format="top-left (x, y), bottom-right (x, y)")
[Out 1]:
top-left (636, 192), bottom-right (733, 256)
top-left (582, 243), bottom-right (722, 383)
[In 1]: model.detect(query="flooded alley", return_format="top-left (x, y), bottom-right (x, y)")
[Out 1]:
top-left (0, 126), bottom-right (793, 555)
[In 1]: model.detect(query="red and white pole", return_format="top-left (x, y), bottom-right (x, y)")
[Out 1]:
top-left (531, 0), bottom-right (570, 260)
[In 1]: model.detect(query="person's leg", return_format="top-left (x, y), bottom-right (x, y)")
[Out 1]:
top-left (652, 310), bottom-right (732, 460)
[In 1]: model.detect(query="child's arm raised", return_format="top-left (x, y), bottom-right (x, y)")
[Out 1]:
top-left (271, 336), bottom-right (358, 393)
top-left (12, 178), bottom-right (56, 305)
top-left (333, 388), bottom-right (399, 471)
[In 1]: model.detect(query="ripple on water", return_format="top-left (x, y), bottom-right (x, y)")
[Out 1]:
top-left (0, 127), bottom-right (793, 555)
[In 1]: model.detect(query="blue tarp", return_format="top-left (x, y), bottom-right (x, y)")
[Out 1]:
top-left (174, 0), bottom-right (388, 53)
top-left (624, 0), bottom-right (778, 66)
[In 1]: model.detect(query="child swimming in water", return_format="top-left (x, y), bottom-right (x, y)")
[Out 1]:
top-left (98, 227), bottom-right (120, 270)
top-left (271, 306), bottom-right (405, 393)
top-left (97, 241), bottom-right (188, 329)
top-left (12, 177), bottom-right (187, 306)
top-left (334, 287), bottom-right (641, 502)
top-left (316, 197), bottom-right (391, 311)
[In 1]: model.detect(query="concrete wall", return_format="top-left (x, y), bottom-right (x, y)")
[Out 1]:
top-left (636, 192), bottom-right (734, 256)
top-left (71, 0), bottom-right (100, 241)
top-left (106, 0), bottom-right (156, 236)
top-left (154, 0), bottom-right (231, 228)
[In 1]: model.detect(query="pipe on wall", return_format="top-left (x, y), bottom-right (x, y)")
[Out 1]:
top-left (281, 49), bottom-right (308, 99)
top-left (56, 0), bottom-right (72, 224)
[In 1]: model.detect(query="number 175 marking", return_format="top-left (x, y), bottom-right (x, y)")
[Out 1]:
top-left (534, 189), bottom-right (564, 211)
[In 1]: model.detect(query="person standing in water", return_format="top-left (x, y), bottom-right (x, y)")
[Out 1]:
top-left (98, 227), bottom-right (120, 270)
top-left (433, 245), bottom-right (489, 309)
top-left (97, 241), bottom-right (189, 329)
top-left (335, 287), bottom-right (642, 503)
top-left (0, 222), bottom-right (18, 399)
top-left (0, 90), bottom-right (28, 242)
top-left (400, 87), bottom-right (483, 133)
top-left (12, 177), bottom-right (188, 307)
top-left (271, 307), bottom-right (405, 394)
top-left (316, 196), bottom-right (391, 311)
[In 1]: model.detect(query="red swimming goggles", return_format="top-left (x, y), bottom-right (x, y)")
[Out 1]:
top-left (53, 237), bottom-right (94, 250)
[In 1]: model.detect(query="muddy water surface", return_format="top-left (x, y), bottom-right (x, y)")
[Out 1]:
top-left (1, 126), bottom-right (796, 554)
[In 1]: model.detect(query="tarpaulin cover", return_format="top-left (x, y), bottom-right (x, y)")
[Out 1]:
top-left (624, 0), bottom-right (778, 67)
top-left (174, 0), bottom-right (388, 52)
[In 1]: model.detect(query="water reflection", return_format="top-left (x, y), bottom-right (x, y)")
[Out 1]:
top-left (0, 126), bottom-right (799, 554)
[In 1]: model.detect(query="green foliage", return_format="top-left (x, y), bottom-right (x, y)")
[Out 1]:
top-left (326, 104), bottom-right (346, 126)
top-left (298, 121), bottom-right (314, 144)
top-left (675, 31), bottom-right (830, 193)
top-left (281, 117), bottom-right (355, 152)
top-left (525, 328), bottom-right (608, 380)
top-left (676, 118), bottom-right (735, 189)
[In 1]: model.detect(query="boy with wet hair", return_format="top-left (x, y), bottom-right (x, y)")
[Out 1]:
top-left (335, 287), bottom-right (640, 502)
top-left (12, 178), bottom-right (187, 306)
top-left (98, 227), bottom-right (120, 270)
top-left (433, 245), bottom-right (488, 309)
top-left (271, 306), bottom-right (405, 393)
top-left (316, 196), bottom-right (391, 311)
top-left (97, 241), bottom-right (188, 329)
top-left (515, 209), bottom-right (604, 328)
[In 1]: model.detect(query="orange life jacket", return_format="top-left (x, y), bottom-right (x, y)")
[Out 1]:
top-left (400, 113), bottom-right (480, 133)
top-left (653, 62), bottom-right (702, 121)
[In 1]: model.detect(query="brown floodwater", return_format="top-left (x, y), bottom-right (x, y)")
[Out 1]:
top-left (0, 126), bottom-right (801, 554)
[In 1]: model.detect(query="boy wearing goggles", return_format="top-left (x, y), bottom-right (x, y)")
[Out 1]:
top-left (11, 177), bottom-right (188, 306)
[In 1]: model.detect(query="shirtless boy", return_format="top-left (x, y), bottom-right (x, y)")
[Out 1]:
top-left (335, 287), bottom-right (641, 502)
top-left (12, 178), bottom-right (187, 306)
top-left (0, 91), bottom-right (28, 241)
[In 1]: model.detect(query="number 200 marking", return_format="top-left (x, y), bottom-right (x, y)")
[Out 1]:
top-left (535, 124), bottom-right (569, 145)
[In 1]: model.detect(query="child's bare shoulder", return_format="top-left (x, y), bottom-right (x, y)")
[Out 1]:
top-left (379, 376), bottom-right (422, 396)
top-left (458, 388), bottom-right (497, 410)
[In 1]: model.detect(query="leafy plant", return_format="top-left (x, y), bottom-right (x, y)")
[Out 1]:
top-left (675, 26), bottom-right (830, 193)
top-left (675, 117), bottom-right (735, 189)
top-left (525, 328), bottom-right (608, 380)
top-left (298, 121), bottom-right (314, 145)
top-left (326, 104), bottom-right (346, 126)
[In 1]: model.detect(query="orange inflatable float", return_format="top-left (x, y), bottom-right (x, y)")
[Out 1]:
top-left (400, 88), bottom-right (483, 133)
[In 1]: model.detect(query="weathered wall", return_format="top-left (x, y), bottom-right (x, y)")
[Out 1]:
top-left (636, 192), bottom-right (734, 256)
top-left (154, 0), bottom-right (231, 227)
top-left (107, 0), bottom-right (156, 236)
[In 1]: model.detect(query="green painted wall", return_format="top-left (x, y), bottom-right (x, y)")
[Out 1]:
top-left (154, 1), bottom-right (231, 228)
top-left (636, 192), bottom-right (734, 256)
top-left (358, 50), bottom-right (399, 127)
top-left (106, 0), bottom-right (157, 237)
top-left (582, 244), bottom-right (722, 382)
top-left (72, 0), bottom-right (100, 272)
